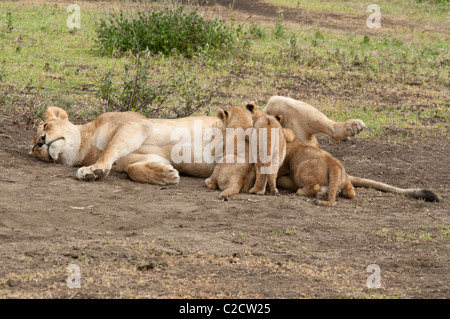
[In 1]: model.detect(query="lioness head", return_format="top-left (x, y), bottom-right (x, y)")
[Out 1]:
top-left (30, 107), bottom-right (81, 165)
top-left (215, 103), bottom-right (255, 129)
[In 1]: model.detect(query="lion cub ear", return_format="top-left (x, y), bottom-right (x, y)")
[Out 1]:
top-left (275, 115), bottom-right (283, 124)
top-left (246, 102), bottom-right (256, 114)
top-left (45, 107), bottom-right (69, 121)
top-left (216, 109), bottom-right (229, 122)
top-left (283, 128), bottom-right (296, 142)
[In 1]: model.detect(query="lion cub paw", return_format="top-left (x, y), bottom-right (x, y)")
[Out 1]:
top-left (313, 199), bottom-right (337, 206)
top-left (76, 166), bottom-right (110, 181)
top-left (249, 187), bottom-right (265, 195)
top-left (315, 187), bottom-right (329, 200)
top-left (205, 177), bottom-right (217, 190)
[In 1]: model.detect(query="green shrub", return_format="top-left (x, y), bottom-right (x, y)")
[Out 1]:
top-left (95, 7), bottom-right (238, 57)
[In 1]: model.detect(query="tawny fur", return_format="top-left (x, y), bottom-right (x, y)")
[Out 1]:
top-left (30, 103), bottom-right (438, 203)
top-left (204, 105), bottom-right (256, 199)
top-left (248, 110), bottom-right (288, 196)
top-left (281, 129), bottom-right (355, 206)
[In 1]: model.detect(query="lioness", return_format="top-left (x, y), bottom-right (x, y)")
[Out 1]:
top-left (30, 106), bottom-right (219, 184)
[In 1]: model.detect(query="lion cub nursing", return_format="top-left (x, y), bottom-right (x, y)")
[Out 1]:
top-left (248, 109), bottom-right (290, 196)
top-left (206, 103), bottom-right (355, 206)
top-left (281, 131), bottom-right (355, 206)
top-left (205, 103), bottom-right (291, 199)
top-left (204, 105), bottom-right (256, 199)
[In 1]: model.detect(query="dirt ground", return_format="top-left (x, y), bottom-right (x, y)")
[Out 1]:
top-left (1, 105), bottom-right (449, 299)
top-left (0, 0), bottom-right (449, 299)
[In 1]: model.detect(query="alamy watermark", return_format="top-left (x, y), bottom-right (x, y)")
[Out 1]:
top-left (366, 264), bottom-right (381, 289)
top-left (66, 4), bottom-right (81, 29)
top-left (366, 4), bottom-right (381, 29)
top-left (170, 121), bottom-right (281, 174)
top-left (66, 264), bottom-right (81, 289)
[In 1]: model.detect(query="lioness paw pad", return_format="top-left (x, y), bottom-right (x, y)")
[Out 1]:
top-left (76, 166), bottom-right (110, 182)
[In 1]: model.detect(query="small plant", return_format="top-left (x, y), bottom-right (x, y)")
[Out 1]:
top-left (273, 9), bottom-right (285, 38)
top-left (419, 233), bottom-right (433, 241)
top-left (6, 11), bottom-right (13, 32)
top-left (314, 29), bottom-right (324, 40)
top-left (0, 64), bottom-right (7, 82)
top-left (362, 34), bottom-right (371, 45)
top-left (248, 23), bottom-right (266, 39)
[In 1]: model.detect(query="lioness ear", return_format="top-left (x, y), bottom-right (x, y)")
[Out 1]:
top-left (246, 102), bottom-right (256, 114)
top-left (283, 128), bottom-right (296, 142)
top-left (215, 109), bottom-right (229, 121)
top-left (45, 107), bottom-right (69, 121)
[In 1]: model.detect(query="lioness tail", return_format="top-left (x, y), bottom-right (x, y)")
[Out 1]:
top-left (348, 176), bottom-right (439, 202)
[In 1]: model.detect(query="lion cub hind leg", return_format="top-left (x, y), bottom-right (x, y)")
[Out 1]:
top-left (293, 160), bottom-right (328, 202)
top-left (218, 181), bottom-right (244, 200)
top-left (249, 164), bottom-right (268, 195)
top-left (296, 184), bottom-right (321, 197)
top-left (293, 160), bottom-right (319, 195)
top-left (312, 165), bottom-right (341, 206)
top-left (206, 154), bottom-right (252, 200)
top-left (339, 180), bottom-right (356, 199)
top-left (267, 173), bottom-right (279, 195)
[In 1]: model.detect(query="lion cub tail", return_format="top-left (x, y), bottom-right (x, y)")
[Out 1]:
top-left (348, 176), bottom-right (439, 202)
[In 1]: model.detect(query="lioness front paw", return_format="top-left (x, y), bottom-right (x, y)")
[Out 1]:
top-left (76, 165), bottom-right (110, 181)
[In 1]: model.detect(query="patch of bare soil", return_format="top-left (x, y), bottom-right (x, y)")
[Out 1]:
top-left (0, 105), bottom-right (448, 299)
top-left (214, 0), bottom-right (449, 35)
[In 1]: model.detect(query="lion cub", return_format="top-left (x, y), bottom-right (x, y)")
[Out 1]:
top-left (248, 110), bottom-right (289, 196)
top-left (205, 105), bottom-right (256, 200)
top-left (282, 129), bottom-right (355, 206)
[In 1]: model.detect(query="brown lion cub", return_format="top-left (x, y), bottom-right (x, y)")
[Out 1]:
top-left (282, 129), bottom-right (355, 206)
top-left (205, 105), bottom-right (256, 200)
top-left (249, 110), bottom-right (289, 196)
